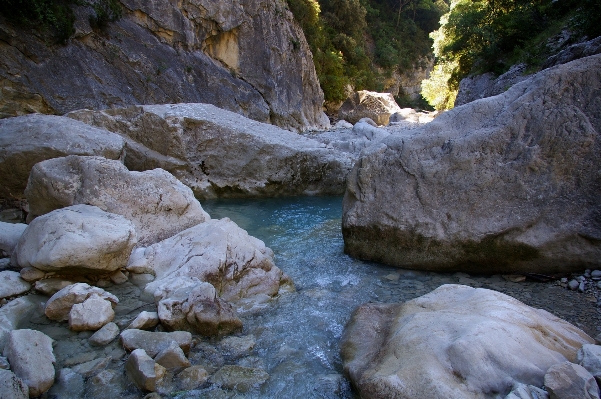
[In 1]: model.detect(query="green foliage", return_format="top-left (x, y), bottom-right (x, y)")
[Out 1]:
top-left (0, 0), bottom-right (122, 43)
top-left (287, 0), bottom-right (447, 104)
top-left (422, 0), bottom-right (601, 110)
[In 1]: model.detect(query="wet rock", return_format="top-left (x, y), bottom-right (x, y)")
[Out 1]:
top-left (70, 104), bottom-right (346, 200)
top-left (342, 54), bottom-right (601, 274)
top-left (34, 278), bottom-right (77, 296)
top-left (86, 369), bottom-right (126, 399)
top-left (0, 296), bottom-right (40, 349)
top-left (154, 341), bottom-right (190, 371)
top-left (156, 280), bottom-right (242, 336)
top-left (120, 329), bottom-right (192, 357)
top-left (0, 369), bottom-right (28, 399)
top-left (220, 335), bottom-right (256, 360)
top-left (13, 205), bottom-right (137, 274)
top-left (0, 271), bottom-right (31, 299)
top-left (340, 285), bottom-right (593, 399)
top-left (3, 329), bottom-right (55, 397)
top-left (338, 91), bottom-right (402, 125)
top-left (127, 311), bottom-right (159, 330)
top-left (25, 155), bottom-right (209, 245)
top-left (0, 114), bottom-right (125, 200)
top-left (0, 222), bottom-right (27, 254)
top-left (69, 295), bottom-right (115, 331)
top-left (544, 361), bottom-right (600, 399)
top-left (578, 344), bottom-right (601, 383)
top-left (177, 366), bottom-right (209, 390)
top-left (136, 218), bottom-right (291, 304)
top-left (126, 349), bottom-right (166, 392)
top-left (89, 322), bottom-right (120, 346)
top-left (209, 365), bottom-right (269, 393)
top-left (47, 368), bottom-right (84, 399)
top-left (72, 356), bottom-right (111, 378)
top-left (314, 373), bottom-right (352, 399)
top-left (505, 383), bottom-right (549, 399)
top-left (45, 283), bottom-right (118, 322)
top-left (19, 267), bottom-right (45, 283)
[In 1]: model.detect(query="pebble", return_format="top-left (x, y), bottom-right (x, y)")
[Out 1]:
top-left (591, 270), bottom-right (601, 280)
top-left (579, 281), bottom-right (586, 293)
top-left (568, 280), bottom-right (580, 290)
top-left (89, 322), bottom-right (120, 346)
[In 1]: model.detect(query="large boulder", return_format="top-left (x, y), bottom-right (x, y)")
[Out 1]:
top-left (0, 0), bottom-right (328, 132)
top-left (129, 218), bottom-right (292, 303)
top-left (0, 114), bottom-right (125, 200)
top-left (25, 155), bottom-right (209, 245)
top-left (342, 54), bottom-right (601, 274)
top-left (340, 285), bottom-right (593, 399)
top-left (338, 91), bottom-right (402, 126)
top-left (13, 205), bottom-right (136, 274)
top-left (3, 329), bottom-right (56, 397)
top-left (68, 104), bottom-right (352, 199)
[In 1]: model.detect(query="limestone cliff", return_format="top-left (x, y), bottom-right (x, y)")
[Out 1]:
top-left (0, 0), bottom-right (329, 131)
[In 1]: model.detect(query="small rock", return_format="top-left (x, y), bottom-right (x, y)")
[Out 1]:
top-left (333, 120), bottom-right (353, 129)
top-left (504, 383), bottom-right (549, 399)
top-left (72, 356), bottom-right (111, 378)
top-left (0, 296), bottom-right (39, 349)
top-left (0, 369), bottom-right (28, 399)
top-left (560, 277), bottom-right (569, 283)
top-left (89, 322), bottom-right (120, 346)
top-left (544, 361), bottom-right (600, 399)
top-left (47, 368), bottom-right (84, 399)
top-left (0, 258), bottom-right (10, 271)
top-left (597, 281), bottom-right (601, 290)
top-left (578, 276), bottom-right (587, 282)
top-left (154, 341), bottom-right (191, 371)
top-left (0, 271), bottom-right (31, 299)
top-left (0, 221), bottom-right (27, 254)
top-left (96, 279), bottom-right (112, 288)
top-left (578, 344), bottom-right (601, 383)
top-left (87, 369), bottom-right (125, 398)
top-left (209, 365), bottom-right (269, 393)
top-left (568, 280), bottom-right (580, 290)
top-left (19, 267), bottom-right (45, 283)
top-left (69, 295), bottom-right (115, 331)
top-left (579, 281), bottom-right (587, 293)
top-left (63, 351), bottom-right (98, 367)
top-left (177, 366), bottom-right (209, 390)
top-left (220, 335), bottom-right (256, 360)
top-left (592, 270), bottom-right (601, 280)
top-left (34, 278), bottom-right (77, 296)
top-left (109, 270), bottom-right (128, 285)
top-left (144, 393), bottom-right (163, 399)
top-left (45, 282), bottom-right (118, 321)
top-left (595, 333), bottom-right (601, 345)
top-left (127, 311), bottom-right (159, 330)
top-left (126, 349), bottom-right (165, 392)
top-left (0, 356), bottom-right (9, 369)
top-left (502, 274), bottom-right (526, 283)
top-left (120, 329), bottom-right (192, 357)
top-left (130, 273), bottom-right (155, 287)
top-left (3, 329), bottom-right (55, 397)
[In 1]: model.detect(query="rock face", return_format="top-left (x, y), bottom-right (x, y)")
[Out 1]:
top-left (0, 114), bottom-right (125, 200)
top-left (25, 155), bottom-right (209, 244)
top-left (68, 104), bottom-right (352, 199)
top-left (340, 285), bottom-right (593, 399)
top-left (13, 205), bottom-right (136, 274)
top-left (3, 329), bottom-right (56, 397)
top-left (338, 91), bottom-right (402, 126)
top-left (130, 218), bottom-right (290, 303)
top-left (342, 54), bottom-right (601, 274)
top-left (0, 0), bottom-right (328, 131)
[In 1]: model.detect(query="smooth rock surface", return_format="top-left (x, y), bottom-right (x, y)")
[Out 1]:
top-left (45, 283), bottom-right (118, 322)
top-left (125, 349), bottom-right (163, 392)
top-left (69, 295), bottom-right (115, 331)
top-left (13, 205), bottom-right (136, 273)
top-left (0, 114), bottom-right (125, 200)
top-left (177, 366), bottom-right (209, 390)
top-left (120, 329), bottom-right (192, 358)
top-left (0, 369), bottom-right (28, 399)
top-left (127, 311), bottom-right (159, 330)
top-left (0, 271), bottom-right (30, 299)
top-left (338, 91), bottom-right (402, 126)
top-left (578, 344), bottom-right (601, 382)
top-left (3, 329), bottom-right (55, 397)
top-left (0, 222), bottom-right (26, 254)
top-left (25, 155), bottom-right (209, 244)
top-left (19, 267), bottom-right (45, 283)
top-left (505, 383), bottom-right (549, 399)
top-left (134, 218), bottom-right (291, 303)
top-left (0, 0), bottom-right (328, 132)
top-left (154, 341), bottom-right (191, 371)
top-left (89, 322), bottom-right (120, 346)
top-left (33, 278), bottom-right (77, 296)
top-left (69, 104), bottom-right (351, 199)
top-left (544, 361), bottom-right (600, 399)
top-left (340, 285), bottom-right (593, 399)
top-left (0, 296), bottom-right (40, 349)
top-left (47, 368), bottom-right (84, 399)
top-left (342, 54), bottom-right (601, 274)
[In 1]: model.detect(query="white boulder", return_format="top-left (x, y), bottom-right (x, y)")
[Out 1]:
top-left (44, 283), bottom-right (118, 322)
top-left (0, 271), bottom-right (30, 299)
top-left (544, 361), bottom-right (600, 399)
top-left (68, 295), bottom-right (115, 331)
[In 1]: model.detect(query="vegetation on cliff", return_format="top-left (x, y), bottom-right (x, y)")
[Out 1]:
top-left (422, 0), bottom-right (601, 110)
top-left (286, 0), bottom-right (448, 107)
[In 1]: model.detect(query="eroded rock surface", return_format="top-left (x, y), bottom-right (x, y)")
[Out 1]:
top-left (342, 54), bottom-right (601, 274)
top-left (69, 104), bottom-right (351, 199)
top-left (25, 155), bottom-right (209, 244)
top-left (341, 285), bottom-right (593, 399)
top-left (338, 91), bottom-right (402, 126)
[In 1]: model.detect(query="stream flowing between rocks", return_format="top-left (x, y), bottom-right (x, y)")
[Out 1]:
top-left (16, 196), bottom-right (601, 398)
